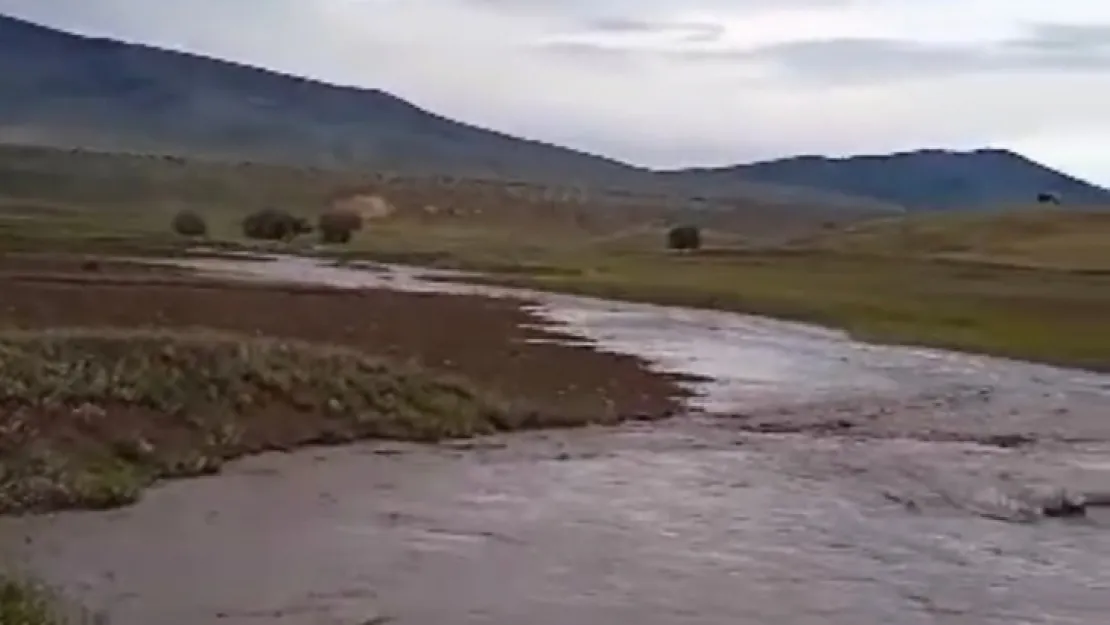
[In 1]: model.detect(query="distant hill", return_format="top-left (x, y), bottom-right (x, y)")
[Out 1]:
top-left (724, 150), bottom-right (1110, 210)
top-left (0, 13), bottom-right (1105, 211)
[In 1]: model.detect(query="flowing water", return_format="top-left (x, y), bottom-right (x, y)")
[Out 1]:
top-left (3, 255), bottom-right (1109, 624)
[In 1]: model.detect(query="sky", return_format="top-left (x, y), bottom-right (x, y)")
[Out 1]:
top-left (2, 0), bottom-right (1110, 183)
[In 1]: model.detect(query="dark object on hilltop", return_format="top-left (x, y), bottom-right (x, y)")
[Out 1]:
top-left (667, 225), bottom-right (701, 251)
top-left (1037, 191), bottom-right (1061, 205)
top-left (171, 209), bottom-right (208, 237)
top-left (242, 208), bottom-right (311, 241)
top-left (318, 209), bottom-right (362, 244)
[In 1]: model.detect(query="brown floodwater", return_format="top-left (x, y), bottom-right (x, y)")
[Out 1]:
top-left (3, 255), bottom-right (1109, 624)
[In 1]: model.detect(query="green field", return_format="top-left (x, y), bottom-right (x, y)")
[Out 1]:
top-left (2, 145), bottom-right (1109, 371)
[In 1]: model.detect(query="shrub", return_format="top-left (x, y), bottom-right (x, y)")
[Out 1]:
top-left (1037, 191), bottom-right (1061, 205)
top-left (171, 210), bottom-right (208, 238)
top-left (666, 225), bottom-right (701, 251)
top-left (241, 208), bottom-right (312, 241)
top-left (318, 209), bottom-right (362, 244)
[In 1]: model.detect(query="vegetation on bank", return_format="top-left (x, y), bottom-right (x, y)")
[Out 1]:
top-left (0, 327), bottom-right (601, 515)
top-left (0, 573), bottom-right (104, 625)
top-left (0, 575), bottom-right (67, 625)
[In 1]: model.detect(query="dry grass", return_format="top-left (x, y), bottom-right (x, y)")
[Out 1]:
top-left (390, 208), bottom-right (1110, 372)
top-left (0, 327), bottom-right (590, 515)
top-left (804, 208), bottom-right (1110, 271)
top-left (0, 143), bottom-right (890, 260)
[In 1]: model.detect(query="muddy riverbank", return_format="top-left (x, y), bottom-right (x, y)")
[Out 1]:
top-left (0, 259), bottom-right (690, 421)
top-left (3, 254), bottom-right (1110, 624)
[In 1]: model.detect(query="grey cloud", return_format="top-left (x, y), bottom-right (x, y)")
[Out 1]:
top-left (538, 20), bottom-right (1110, 86)
top-left (533, 36), bottom-right (983, 84)
top-left (1000, 23), bottom-right (1110, 70)
top-left (740, 25), bottom-right (1110, 84)
top-left (532, 41), bottom-right (639, 66)
top-left (1009, 23), bottom-right (1110, 53)
top-left (464, 0), bottom-right (849, 21)
top-left (584, 17), bottom-right (725, 43)
top-left (710, 38), bottom-right (1002, 85)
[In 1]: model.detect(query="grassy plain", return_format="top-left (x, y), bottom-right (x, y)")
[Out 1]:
top-left (2, 145), bottom-right (1110, 371)
top-left (233, 206), bottom-right (1110, 371)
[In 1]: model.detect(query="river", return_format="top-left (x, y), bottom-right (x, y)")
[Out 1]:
top-left (3, 255), bottom-right (1109, 624)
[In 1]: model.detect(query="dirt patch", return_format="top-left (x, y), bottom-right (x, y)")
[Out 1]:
top-left (0, 252), bottom-right (177, 277)
top-left (330, 193), bottom-right (396, 221)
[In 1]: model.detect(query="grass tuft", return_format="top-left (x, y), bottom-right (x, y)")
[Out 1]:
top-left (0, 575), bottom-right (67, 625)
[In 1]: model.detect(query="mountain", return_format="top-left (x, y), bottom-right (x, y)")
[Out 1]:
top-left (0, 14), bottom-right (632, 180)
top-left (0, 13), bottom-right (1106, 211)
top-left (3, 13), bottom-right (893, 212)
top-left (720, 150), bottom-right (1110, 210)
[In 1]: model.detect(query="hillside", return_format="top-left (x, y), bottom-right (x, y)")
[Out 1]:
top-left (0, 15), bottom-right (631, 180)
top-left (0, 13), bottom-right (898, 213)
top-left (0, 13), bottom-right (1106, 211)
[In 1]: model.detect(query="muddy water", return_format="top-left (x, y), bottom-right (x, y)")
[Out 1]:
top-left (4, 255), bottom-right (1110, 624)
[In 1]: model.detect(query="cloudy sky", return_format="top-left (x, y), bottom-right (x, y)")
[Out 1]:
top-left (3, 0), bottom-right (1110, 182)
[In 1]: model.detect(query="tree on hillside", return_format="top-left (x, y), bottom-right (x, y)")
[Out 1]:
top-left (318, 209), bottom-right (362, 244)
top-left (171, 209), bottom-right (208, 237)
top-left (666, 225), bottom-right (701, 251)
top-left (242, 208), bottom-right (312, 241)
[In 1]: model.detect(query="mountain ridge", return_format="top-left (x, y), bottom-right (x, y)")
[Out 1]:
top-left (675, 148), bottom-right (1110, 210)
top-left (1, 13), bottom-right (1107, 211)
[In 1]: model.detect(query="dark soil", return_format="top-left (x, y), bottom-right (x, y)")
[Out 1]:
top-left (0, 259), bottom-right (690, 423)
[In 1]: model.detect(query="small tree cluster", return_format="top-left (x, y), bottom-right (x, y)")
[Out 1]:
top-left (241, 208), bottom-right (312, 241)
top-left (666, 225), bottom-right (701, 251)
top-left (317, 209), bottom-right (362, 244)
top-left (171, 210), bottom-right (208, 238)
